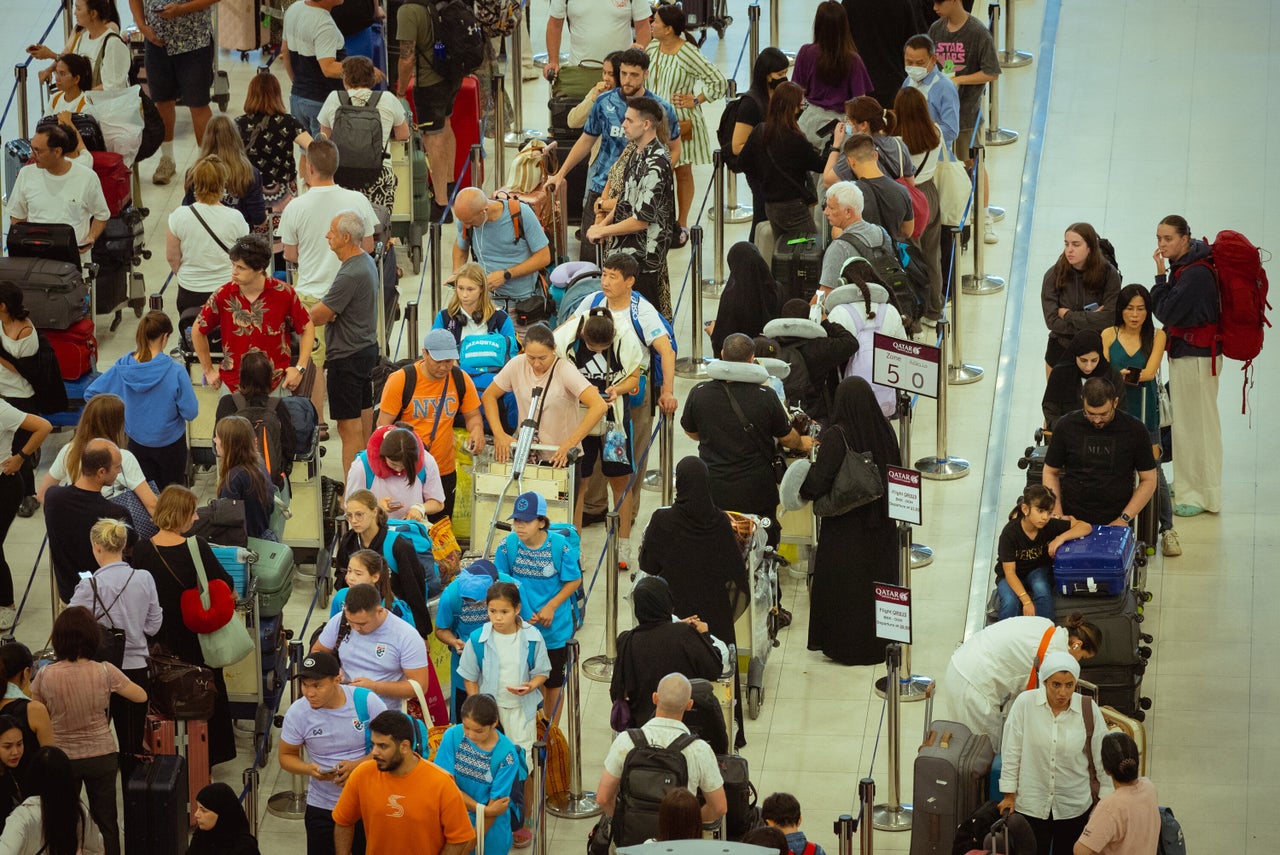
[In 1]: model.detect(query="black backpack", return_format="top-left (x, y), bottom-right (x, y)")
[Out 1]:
top-left (613, 729), bottom-right (699, 847)
top-left (716, 95), bottom-right (747, 171)
top-left (774, 340), bottom-right (813, 411)
top-left (332, 90), bottom-right (387, 190)
top-left (229, 393), bottom-right (286, 485)
top-left (415, 0), bottom-right (486, 82)
top-left (836, 230), bottom-right (924, 334)
top-left (0, 333), bottom-right (67, 415)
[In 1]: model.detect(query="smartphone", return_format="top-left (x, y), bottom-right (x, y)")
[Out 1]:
top-left (817, 118), bottom-right (838, 138)
top-left (387, 500), bottom-right (403, 511)
top-left (1083, 302), bottom-right (1099, 312)
top-left (1123, 368), bottom-right (1140, 386)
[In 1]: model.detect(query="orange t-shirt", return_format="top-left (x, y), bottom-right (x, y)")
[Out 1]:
top-left (331, 757), bottom-right (474, 852)
top-left (378, 364), bottom-right (481, 476)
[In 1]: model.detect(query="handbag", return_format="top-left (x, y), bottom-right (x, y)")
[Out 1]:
top-left (677, 118), bottom-right (693, 140)
top-left (155, 541), bottom-right (237, 634)
top-left (930, 146), bottom-right (972, 227)
top-left (188, 540), bottom-right (255, 669)
top-left (147, 647), bottom-right (217, 721)
top-left (721, 383), bottom-right (787, 484)
top-left (108, 480), bottom-right (159, 540)
top-left (89, 574), bottom-right (130, 668)
top-left (185, 498), bottom-right (249, 546)
top-left (510, 272), bottom-right (556, 327)
top-left (812, 429), bottom-right (885, 517)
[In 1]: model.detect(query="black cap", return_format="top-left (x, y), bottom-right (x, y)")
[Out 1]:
top-left (297, 652), bottom-right (341, 680)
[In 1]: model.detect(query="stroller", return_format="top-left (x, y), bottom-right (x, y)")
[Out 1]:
top-left (727, 512), bottom-right (785, 719)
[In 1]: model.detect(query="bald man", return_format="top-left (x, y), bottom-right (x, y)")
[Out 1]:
top-left (596, 673), bottom-right (727, 844)
top-left (44, 438), bottom-right (135, 602)
top-left (449, 187), bottom-right (552, 308)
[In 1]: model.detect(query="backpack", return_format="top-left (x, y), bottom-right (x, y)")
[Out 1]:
top-left (1157, 806), bottom-right (1186, 855)
top-left (717, 754), bottom-right (761, 841)
top-left (500, 526), bottom-right (586, 628)
top-left (229, 393), bottom-right (286, 484)
top-left (419, 0), bottom-right (486, 82)
top-left (774, 340), bottom-right (813, 411)
top-left (470, 628), bottom-right (540, 672)
top-left (278, 395), bottom-right (319, 455)
top-left (383, 518), bottom-right (442, 598)
top-left (588, 292), bottom-right (677, 407)
top-left (555, 266), bottom-right (603, 320)
top-left (716, 94), bottom-right (749, 171)
top-left (331, 90), bottom-right (387, 190)
top-left (1098, 236), bottom-right (1121, 278)
top-left (355, 686), bottom-right (376, 754)
top-left (612, 729), bottom-right (699, 847)
top-left (836, 231), bottom-right (923, 334)
top-left (389, 363), bottom-right (469, 432)
top-left (1166, 230), bottom-right (1271, 413)
top-left (0, 332), bottom-right (67, 415)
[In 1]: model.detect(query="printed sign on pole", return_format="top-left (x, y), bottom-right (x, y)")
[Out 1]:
top-left (874, 583), bottom-right (912, 644)
top-left (886, 466), bottom-right (922, 525)
top-left (872, 333), bottom-right (941, 399)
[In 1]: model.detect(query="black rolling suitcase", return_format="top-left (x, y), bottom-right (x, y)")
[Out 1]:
top-left (771, 234), bottom-right (825, 302)
top-left (1052, 590), bottom-right (1150, 668)
top-left (0, 257), bottom-right (88, 329)
top-left (124, 754), bottom-right (189, 855)
top-left (92, 210), bottom-right (145, 318)
top-left (549, 96), bottom-right (589, 222)
top-left (1078, 662), bottom-right (1150, 720)
top-left (8, 222), bottom-right (81, 266)
top-left (909, 721), bottom-right (994, 855)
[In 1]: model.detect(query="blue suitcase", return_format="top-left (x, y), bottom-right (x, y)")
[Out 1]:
top-left (1053, 525), bottom-right (1136, 595)
top-left (210, 544), bottom-right (253, 597)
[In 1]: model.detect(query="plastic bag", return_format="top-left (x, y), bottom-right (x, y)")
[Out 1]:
top-left (602, 420), bottom-right (629, 465)
top-left (83, 85), bottom-right (144, 167)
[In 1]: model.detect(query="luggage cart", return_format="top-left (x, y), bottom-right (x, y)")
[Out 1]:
top-left (727, 512), bottom-right (783, 719)
top-left (389, 112), bottom-right (430, 273)
top-left (683, 0), bottom-right (733, 46)
top-left (221, 578), bottom-right (279, 756)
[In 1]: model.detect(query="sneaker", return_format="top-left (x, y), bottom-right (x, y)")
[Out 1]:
top-left (152, 155), bottom-right (176, 185)
top-left (16, 496), bottom-right (39, 518)
top-left (1173, 503), bottom-right (1204, 518)
top-left (987, 205), bottom-right (1006, 223)
top-left (983, 217), bottom-right (998, 245)
top-left (1160, 529), bottom-right (1182, 557)
top-left (0, 607), bottom-right (15, 631)
top-left (581, 511), bottom-right (606, 527)
top-left (513, 828), bottom-right (533, 849)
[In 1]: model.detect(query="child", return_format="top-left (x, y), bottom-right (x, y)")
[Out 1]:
top-left (492, 491), bottom-right (581, 727)
top-left (762, 792), bottom-right (826, 855)
top-left (433, 693), bottom-right (527, 855)
top-left (995, 484), bottom-right (1091, 621)
top-left (435, 559), bottom-right (531, 721)
top-left (329, 549), bottom-right (415, 629)
top-left (458, 582), bottom-right (550, 848)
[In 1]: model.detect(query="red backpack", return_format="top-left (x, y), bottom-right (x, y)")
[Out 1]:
top-left (1167, 230), bottom-right (1272, 412)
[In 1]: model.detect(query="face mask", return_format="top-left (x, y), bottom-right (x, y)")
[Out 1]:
top-left (844, 122), bottom-right (854, 137)
top-left (905, 65), bottom-right (928, 83)
top-left (768, 78), bottom-right (784, 90)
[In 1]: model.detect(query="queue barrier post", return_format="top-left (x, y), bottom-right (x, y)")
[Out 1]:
top-left (642, 412), bottom-right (675, 497)
top-left (493, 73), bottom-right (507, 187)
top-left (984, 4), bottom-right (1019, 146)
top-left (999, 0), bottom-right (1033, 68)
top-left (533, 740), bottom-right (549, 855)
top-left (581, 512), bottom-right (620, 682)
top-left (748, 3), bottom-right (761, 72)
top-left (267, 639), bottom-right (308, 819)
top-left (871, 644), bottom-right (912, 832)
top-left (469, 144), bottom-right (484, 199)
top-left (405, 301), bottom-right (420, 358)
top-left (874, 523), bottom-right (933, 703)
top-left (858, 778), bottom-right (876, 855)
top-left (674, 225), bottom-right (710, 379)
top-left (894, 391), bottom-right (932, 569)
top-left (429, 221), bottom-right (444, 317)
top-left (243, 766), bottom-right (260, 836)
top-left (962, 145), bottom-right (1006, 296)
top-left (14, 64), bottom-right (29, 141)
top-left (834, 814), bottom-right (855, 855)
top-left (946, 227), bottom-right (985, 386)
top-left (769, 0), bottom-right (795, 62)
top-left (548, 639), bottom-right (602, 819)
top-left (704, 151), bottom-right (725, 297)
top-left (708, 82), bottom-right (753, 225)
top-left (915, 286), bottom-right (971, 481)
top-left (62, 0), bottom-right (75, 43)
top-left (504, 26), bottom-right (545, 148)
top-left (148, 294), bottom-right (164, 312)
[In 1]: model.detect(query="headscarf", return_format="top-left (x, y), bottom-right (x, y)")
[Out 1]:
top-left (1043, 330), bottom-right (1116, 419)
top-left (1038, 650), bottom-right (1081, 684)
top-left (189, 783), bottom-right (257, 854)
top-left (827, 376), bottom-right (901, 469)
top-left (632, 576), bottom-right (674, 628)
top-left (711, 242), bottom-right (783, 354)
top-left (672, 457), bottom-right (727, 535)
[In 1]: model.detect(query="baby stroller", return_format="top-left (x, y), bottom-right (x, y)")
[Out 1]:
top-left (726, 511), bottom-right (784, 719)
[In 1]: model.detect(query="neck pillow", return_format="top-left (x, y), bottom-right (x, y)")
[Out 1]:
top-left (824, 282), bottom-right (892, 312)
top-left (755, 357), bottom-right (792, 380)
top-left (762, 317), bottom-right (826, 340)
top-left (706, 360), bottom-right (770, 384)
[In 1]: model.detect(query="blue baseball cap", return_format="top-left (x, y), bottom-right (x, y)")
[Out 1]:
top-left (423, 328), bottom-right (460, 360)
top-left (509, 491), bottom-right (547, 522)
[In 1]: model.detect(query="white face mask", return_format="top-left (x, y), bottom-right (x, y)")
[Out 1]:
top-left (905, 65), bottom-right (929, 83)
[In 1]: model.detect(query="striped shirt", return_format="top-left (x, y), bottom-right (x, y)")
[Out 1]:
top-left (645, 40), bottom-right (728, 168)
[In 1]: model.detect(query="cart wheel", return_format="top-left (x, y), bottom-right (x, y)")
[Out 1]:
top-left (1139, 696), bottom-right (1152, 711)
top-left (1139, 632), bottom-right (1153, 644)
top-left (109, 310), bottom-right (123, 332)
top-left (1138, 645), bottom-right (1152, 659)
top-left (319, 574), bottom-right (331, 610)
top-left (714, 21), bottom-right (729, 38)
top-left (410, 243), bottom-right (422, 274)
top-left (1134, 612), bottom-right (1143, 623)
top-left (747, 686), bottom-right (761, 719)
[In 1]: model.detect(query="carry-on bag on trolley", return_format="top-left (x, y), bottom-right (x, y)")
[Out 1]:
top-left (2, 257), bottom-right (89, 330)
top-left (771, 234), bottom-right (825, 303)
top-left (144, 714), bottom-right (211, 823)
top-left (909, 721), bottom-right (994, 855)
top-left (123, 754), bottom-right (188, 855)
top-left (450, 75), bottom-right (483, 191)
top-left (1078, 663), bottom-right (1150, 720)
top-left (7, 222), bottom-right (81, 267)
top-left (44, 317), bottom-right (98, 379)
top-left (1052, 589), bottom-right (1149, 669)
top-left (248, 535), bottom-right (296, 617)
top-left (1052, 525), bottom-right (1136, 596)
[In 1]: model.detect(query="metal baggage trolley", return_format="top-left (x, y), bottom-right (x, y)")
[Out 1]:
top-left (727, 512), bottom-right (784, 719)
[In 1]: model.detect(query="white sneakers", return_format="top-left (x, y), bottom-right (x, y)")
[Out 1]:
top-left (1161, 529), bottom-right (1182, 557)
top-left (0, 606), bottom-right (16, 631)
top-left (984, 216), bottom-right (999, 245)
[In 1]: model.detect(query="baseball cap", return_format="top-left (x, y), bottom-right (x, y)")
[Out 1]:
top-left (423, 328), bottom-right (460, 361)
top-left (296, 652), bottom-right (341, 680)
top-left (509, 491), bottom-right (547, 522)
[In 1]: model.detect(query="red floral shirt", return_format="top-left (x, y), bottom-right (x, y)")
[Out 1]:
top-left (195, 277), bottom-right (310, 391)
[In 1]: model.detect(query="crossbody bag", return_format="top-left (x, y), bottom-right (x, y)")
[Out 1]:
top-left (89, 571), bottom-right (134, 668)
top-left (190, 206), bottom-right (232, 253)
top-left (720, 382), bottom-right (786, 483)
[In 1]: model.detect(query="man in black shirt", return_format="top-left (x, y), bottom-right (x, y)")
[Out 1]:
top-left (843, 134), bottom-right (914, 239)
top-left (681, 334), bottom-right (812, 545)
top-left (1043, 377), bottom-right (1157, 526)
top-left (44, 439), bottom-right (134, 603)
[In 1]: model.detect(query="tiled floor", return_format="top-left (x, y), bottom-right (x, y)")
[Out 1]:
top-left (3, 0), bottom-right (1274, 851)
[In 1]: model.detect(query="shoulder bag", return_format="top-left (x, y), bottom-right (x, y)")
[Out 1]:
top-left (190, 205), bottom-right (232, 254)
top-left (146, 645), bottom-right (217, 721)
top-left (929, 145), bottom-right (972, 227)
top-left (720, 383), bottom-right (786, 484)
top-left (88, 573), bottom-right (131, 668)
top-left (187, 539), bottom-right (255, 669)
top-left (812, 428), bottom-right (884, 517)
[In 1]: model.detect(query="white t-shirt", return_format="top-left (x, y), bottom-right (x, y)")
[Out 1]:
top-left (949, 617), bottom-right (1067, 704)
top-left (277, 184), bottom-right (377, 299)
top-left (282, 2), bottom-right (344, 60)
top-left (8, 163), bottom-right (110, 249)
top-left (491, 629), bottom-right (524, 709)
top-left (317, 88), bottom-right (407, 147)
top-left (168, 203), bottom-right (251, 294)
top-left (0, 402), bottom-right (25, 460)
top-left (316, 609), bottom-right (429, 711)
top-left (549, 0), bottom-right (651, 66)
top-left (69, 27), bottom-right (131, 91)
top-left (569, 291), bottom-right (669, 373)
top-left (602, 717), bottom-right (724, 797)
top-left (0, 324), bottom-right (37, 398)
top-left (49, 443), bottom-right (148, 498)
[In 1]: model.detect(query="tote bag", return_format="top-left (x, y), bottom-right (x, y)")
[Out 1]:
top-left (189, 540), bottom-right (255, 669)
top-left (812, 431), bottom-right (885, 517)
top-left (933, 145), bottom-right (972, 227)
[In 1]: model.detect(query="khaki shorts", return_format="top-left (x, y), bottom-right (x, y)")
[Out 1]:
top-left (298, 294), bottom-right (327, 367)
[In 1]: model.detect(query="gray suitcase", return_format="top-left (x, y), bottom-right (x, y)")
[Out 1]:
top-left (0, 257), bottom-right (89, 329)
top-left (909, 720), bottom-right (994, 855)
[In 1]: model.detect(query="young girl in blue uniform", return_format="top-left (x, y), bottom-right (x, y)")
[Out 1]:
top-left (328, 549), bottom-right (415, 629)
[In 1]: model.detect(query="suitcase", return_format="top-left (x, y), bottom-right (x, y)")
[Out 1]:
top-left (1017, 443), bottom-right (1046, 490)
top-left (210, 544), bottom-right (253, 597)
top-left (145, 714), bottom-right (211, 823)
top-left (1078, 663), bottom-right (1149, 720)
top-left (1101, 705), bottom-right (1146, 776)
top-left (1, 257), bottom-right (88, 329)
top-left (94, 259), bottom-right (129, 316)
top-left (1053, 525), bottom-right (1136, 596)
top-left (64, 370), bottom-right (101, 405)
top-left (910, 721), bottom-right (994, 855)
top-left (1053, 589), bottom-right (1148, 668)
top-left (771, 234), bottom-right (825, 303)
top-left (36, 111), bottom-right (106, 152)
top-left (248, 535), bottom-right (296, 617)
top-left (549, 94), bottom-right (580, 138)
top-left (3, 139), bottom-right (30, 199)
top-left (7, 222), bottom-right (81, 267)
top-left (44, 317), bottom-right (99, 380)
top-left (260, 611), bottom-right (284, 658)
top-left (450, 75), bottom-right (483, 190)
top-left (551, 127), bottom-right (588, 222)
top-left (91, 150), bottom-right (132, 218)
top-left (124, 754), bottom-right (189, 855)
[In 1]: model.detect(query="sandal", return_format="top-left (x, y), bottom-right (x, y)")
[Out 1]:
top-left (318, 422), bottom-right (331, 442)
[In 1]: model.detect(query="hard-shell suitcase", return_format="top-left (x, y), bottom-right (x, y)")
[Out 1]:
top-left (1053, 589), bottom-right (1148, 668)
top-left (248, 535), bottom-right (296, 617)
top-left (1078, 662), bottom-right (1149, 720)
top-left (44, 317), bottom-right (98, 380)
top-left (210, 543), bottom-right (253, 597)
top-left (450, 75), bottom-right (483, 190)
top-left (771, 234), bottom-right (825, 303)
top-left (124, 754), bottom-right (188, 855)
top-left (144, 714), bottom-right (210, 823)
top-left (260, 611), bottom-right (284, 658)
top-left (1, 257), bottom-right (88, 329)
top-left (1053, 525), bottom-right (1136, 596)
top-left (3, 139), bottom-right (31, 199)
top-left (910, 721), bottom-right (994, 855)
top-left (91, 150), bottom-right (132, 218)
top-left (7, 222), bottom-right (81, 267)
top-left (549, 94), bottom-right (581, 138)
top-left (64, 370), bottom-right (101, 405)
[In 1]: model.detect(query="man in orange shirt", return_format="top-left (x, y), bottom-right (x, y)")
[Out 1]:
top-left (377, 329), bottom-right (486, 520)
top-left (332, 710), bottom-right (476, 855)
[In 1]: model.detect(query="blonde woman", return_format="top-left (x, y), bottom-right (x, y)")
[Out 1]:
top-left (433, 262), bottom-right (519, 431)
top-left (182, 115), bottom-right (267, 231)
top-left (166, 155), bottom-right (250, 314)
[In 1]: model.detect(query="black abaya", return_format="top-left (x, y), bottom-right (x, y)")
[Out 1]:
top-left (800, 378), bottom-right (902, 666)
top-left (1041, 330), bottom-right (1120, 430)
top-left (710, 243), bottom-right (783, 355)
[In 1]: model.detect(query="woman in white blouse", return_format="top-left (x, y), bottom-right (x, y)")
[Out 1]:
top-left (28, 0), bottom-right (130, 91)
top-left (999, 651), bottom-right (1109, 855)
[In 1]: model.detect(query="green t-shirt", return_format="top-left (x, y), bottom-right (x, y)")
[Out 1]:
top-left (396, 2), bottom-right (444, 89)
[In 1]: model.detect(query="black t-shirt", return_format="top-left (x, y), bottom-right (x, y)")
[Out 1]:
top-left (994, 516), bottom-right (1072, 580)
top-left (44, 485), bottom-right (133, 602)
top-left (736, 126), bottom-right (826, 205)
top-left (236, 112), bottom-right (307, 188)
top-left (680, 380), bottom-right (790, 484)
top-left (329, 0), bottom-right (377, 35)
top-left (1044, 410), bottom-right (1156, 524)
top-left (857, 176), bottom-right (913, 238)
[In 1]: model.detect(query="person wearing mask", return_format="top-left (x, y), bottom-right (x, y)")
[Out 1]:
top-left (707, 242), bottom-right (783, 354)
top-left (67, 519), bottom-right (162, 784)
top-left (998, 651), bottom-right (1110, 855)
top-left (214, 416), bottom-right (278, 540)
top-left (7, 125), bottom-right (109, 261)
top-left (318, 55), bottom-right (412, 207)
top-left (791, 1), bottom-right (873, 149)
top-left (901, 34), bottom-right (959, 147)
top-left (0, 745), bottom-right (105, 855)
top-left (345, 426), bottom-right (445, 522)
top-left (334, 490), bottom-right (433, 636)
top-left (85, 312), bottom-right (197, 489)
top-left (188, 782), bottom-right (261, 855)
top-left (1041, 330), bottom-right (1119, 432)
top-left (1151, 214), bottom-right (1222, 518)
top-left (731, 47), bottom-right (791, 241)
top-left (280, 0), bottom-right (346, 136)
top-left (29, 0), bottom-right (129, 91)
top-left (1041, 223), bottom-right (1122, 376)
top-left (736, 82), bottom-right (827, 242)
top-left (166, 155), bottom-right (252, 315)
top-left (1074, 733), bottom-right (1159, 855)
top-left (841, 0), bottom-right (925, 109)
top-left (824, 95), bottom-right (917, 185)
top-left (181, 115), bottom-right (268, 231)
top-left (891, 85), bottom-right (949, 325)
top-left (236, 73), bottom-right (314, 240)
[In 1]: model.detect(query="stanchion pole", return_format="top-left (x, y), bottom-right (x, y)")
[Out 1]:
top-left (709, 82), bottom-right (753, 224)
top-left (875, 526), bottom-right (933, 702)
top-left (946, 230), bottom-right (984, 385)
top-left (268, 640), bottom-right (308, 819)
top-left (14, 65), bottom-right (30, 141)
top-left (405, 301), bottom-right (420, 357)
top-left (469, 143), bottom-right (484, 197)
top-left (858, 778), bottom-right (875, 855)
top-left (493, 73), bottom-right (508, 187)
top-left (548, 639), bottom-right (602, 818)
top-left (62, 0), bottom-right (75, 43)
top-left (894, 391), bottom-right (932, 569)
top-left (702, 152), bottom-right (725, 298)
top-left (962, 145), bottom-right (1006, 295)
top-left (748, 3), bottom-right (761, 71)
top-left (674, 226), bottom-right (710, 378)
top-left (999, 0), bottom-right (1033, 67)
top-left (642, 413), bottom-right (674, 496)
top-left (769, 0), bottom-right (794, 61)
top-left (243, 767), bottom-right (260, 836)
top-left (533, 741), bottom-right (549, 855)
top-left (834, 814), bottom-right (855, 855)
top-left (872, 644), bottom-right (911, 831)
top-left (430, 221), bottom-right (444, 316)
top-left (148, 294), bottom-right (164, 312)
top-left (984, 4), bottom-right (1018, 146)
top-left (581, 513), bottom-right (619, 682)
top-left (916, 293), bottom-right (971, 480)
top-left (504, 27), bottom-right (544, 147)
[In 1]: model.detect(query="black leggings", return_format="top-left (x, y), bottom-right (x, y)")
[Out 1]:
top-left (0, 473), bottom-right (19, 603)
top-left (1023, 808), bottom-right (1091, 855)
top-left (112, 667), bottom-right (150, 785)
top-left (129, 435), bottom-right (189, 489)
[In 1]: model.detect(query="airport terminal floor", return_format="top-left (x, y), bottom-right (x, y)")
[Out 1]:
top-left (2, 0), bottom-right (1275, 851)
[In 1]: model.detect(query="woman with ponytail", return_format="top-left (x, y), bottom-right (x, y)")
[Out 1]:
top-left (86, 311), bottom-right (198, 488)
top-left (1075, 732), bottom-right (1160, 854)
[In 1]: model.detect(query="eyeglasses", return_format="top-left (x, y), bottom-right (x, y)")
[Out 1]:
top-left (344, 511), bottom-right (371, 521)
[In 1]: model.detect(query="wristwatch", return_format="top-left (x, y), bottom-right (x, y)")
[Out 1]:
top-left (1120, 512), bottom-right (1133, 523)
top-left (502, 269), bottom-right (512, 282)
top-left (294, 363), bottom-right (307, 373)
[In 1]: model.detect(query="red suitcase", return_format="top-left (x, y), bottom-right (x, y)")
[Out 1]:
top-left (450, 75), bottom-right (483, 190)
top-left (144, 714), bottom-right (210, 824)
top-left (43, 317), bottom-right (98, 380)
top-left (91, 150), bottom-right (132, 218)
